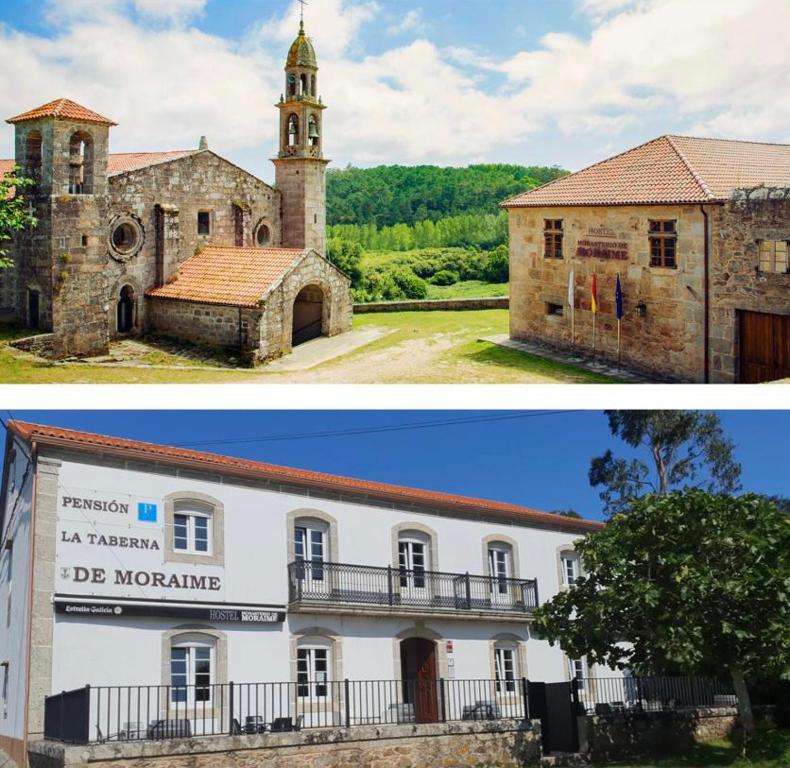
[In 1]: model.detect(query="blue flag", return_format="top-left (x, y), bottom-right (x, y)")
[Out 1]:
top-left (615, 274), bottom-right (624, 321)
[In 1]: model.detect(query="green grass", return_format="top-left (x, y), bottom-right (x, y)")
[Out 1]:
top-left (426, 280), bottom-right (508, 299)
top-left (0, 311), bottom-right (620, 384)
top-left (606, 728), bottom-right (790, 768)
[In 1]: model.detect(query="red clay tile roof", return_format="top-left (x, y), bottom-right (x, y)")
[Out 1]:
top-left (502, 135), bottom-right (790, 208)
top-left (6, 98), bottom-right (117, 126)
top-left (8, 420), bottom-right (604, 533)
top-left (107, 151), bottom-right (198, 175)
top-left (146, 245), bottom-right (308, 308)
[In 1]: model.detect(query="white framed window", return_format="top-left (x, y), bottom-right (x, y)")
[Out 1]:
top-left (173, 506), bottom-right (212, 555)
top-left (170, 635), bottom-right (214, 705)
top-left (569, 658), bottom-right (587, 692)
top-left (297, 646), bottom-right (330, 700)
top-left (561, 553), bottom-right (579, 586)
top-left (295, 523), bottom-right (326, 581)
top-left (495, 646), bottom-right (518, 693)
top-left (488, 545), bottom-right (511, 595)
top-left (398, 538), bottom-right (427, 589)
top-left (1, 661), bottom-right (8, 719)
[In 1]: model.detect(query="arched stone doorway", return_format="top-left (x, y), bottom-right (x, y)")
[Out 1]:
top-left (116, 285), bottom-right (135, 334)
top-left (292, 284), bottom-right (326, 347)
top-left (400, 637), bottom-right (439, 723)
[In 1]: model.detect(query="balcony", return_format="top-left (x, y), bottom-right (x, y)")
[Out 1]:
top-left (287, 561), bottom-right (539, 621)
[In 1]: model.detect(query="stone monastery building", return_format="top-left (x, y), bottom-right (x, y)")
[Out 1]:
top-left (0, 22), bottom-right (352, 363)
top-left (503, 135), bottom-right (790, 384)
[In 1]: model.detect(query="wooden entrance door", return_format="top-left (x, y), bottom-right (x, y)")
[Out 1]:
top-left (400, 638), bottom-right (439, 723)
top-left (739, 311), bottom-right (790, 383)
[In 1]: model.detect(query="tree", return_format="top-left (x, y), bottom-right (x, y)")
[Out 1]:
top-left (0, 166), bottom-right (37, 269)
top-left (589, 411), bottom-right (741, 516)
top-left (327, 239), bottom-right (363, 287)
top-left (533, 490), bottom-right (790, 750)
top-left (483, 245), bottom-right (509, 283)
top-left (551, 509), bottom-right (583, 519)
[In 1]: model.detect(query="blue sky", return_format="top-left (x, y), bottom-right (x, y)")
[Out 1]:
top-left (1, 0), bottom-right (788, 182)
top-left (4, 411), bottom-right (788, 521)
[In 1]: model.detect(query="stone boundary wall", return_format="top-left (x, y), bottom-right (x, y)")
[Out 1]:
top-left (578, 706), bottom-right (738, 761)
top-left (354, 297), bottom-right (509, 313)
top-left (9, 333), bottom-right (55, 358)
top-left (28, 719), bottom-right (541, 768)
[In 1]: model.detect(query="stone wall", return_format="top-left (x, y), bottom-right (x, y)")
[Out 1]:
top-left (273, 157), bottom-right (328, 257)
top-left (578, 707), bottom-right (737, 762)
top-left (146, 298), bottom-right (263, 362)
top-left (709, 187), bottom-right (790, 383)
top-left (354, 297), bottom-right (509, 313)
top-left (28, 720), bottom-right (541, 768)
top-left (507, 204), bottom-right (707, 382)
top-left (260, 250), bottom-right (352, 360)
top-left (9, 333), bottom-right (55, 358)
top-left (107, 151), bottom-right (281, 336)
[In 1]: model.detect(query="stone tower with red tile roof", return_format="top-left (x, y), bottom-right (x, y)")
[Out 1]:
top-left (7, 98), bottom-right (115, 357)
top-left (272, 21), bottom-right (329, 257)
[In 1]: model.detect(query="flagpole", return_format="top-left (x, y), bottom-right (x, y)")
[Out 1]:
top-left (593, 313), bottom-right (596, 356)
top-left (617, 318), bottom-right (621, 361)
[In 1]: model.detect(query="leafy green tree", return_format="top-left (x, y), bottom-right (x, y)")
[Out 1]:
top-left (551, 509), bottom-right (583, 519)
top-left (327, 238), bottom-right (363, 287)
top-left (0, 166), bottom-right (37, 269)
top-left (483, 245), bottom-right (509, 283)
top-left (389, 267), bottom-right (428, 300)
top-left (533, 490), bottom-right (790, 747)
top-left (589, 411), bottom-right (741, 516)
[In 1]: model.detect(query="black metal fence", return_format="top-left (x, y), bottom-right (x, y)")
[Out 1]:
top-left (577, 676), bottom-right (737, 715)
top-left (45, 678), bottom-right (528, 744)
top-left (288, 561), bottom-right (539, 614)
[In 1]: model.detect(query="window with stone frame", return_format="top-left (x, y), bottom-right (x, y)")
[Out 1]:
top-left (544, 219), bottom-right (564, 259)
top-left (648, 220), bottom-right (677, 268)
top-left (494, 644), bottom-right (518, 693)
top-left (758, 240), bottom-right (789, 274)
top-left (170, 634), bottom-right (215, 705)
top-left (197, 211), bottom-right (211, 236)
top-left (297, 645), bottom-right (331, 700)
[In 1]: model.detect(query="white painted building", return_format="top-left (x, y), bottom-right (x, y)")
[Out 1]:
top-left (0, 420), bottom-right (610, 761)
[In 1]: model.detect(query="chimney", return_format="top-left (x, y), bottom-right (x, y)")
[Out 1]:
top-left (199, 136), bottom-right (209, 151)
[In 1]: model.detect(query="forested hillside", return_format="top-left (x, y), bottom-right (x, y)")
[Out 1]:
top-left (326, 164), bottom-right (567, 227)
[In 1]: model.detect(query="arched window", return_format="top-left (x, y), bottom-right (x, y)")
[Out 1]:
top-left (300, 74), bottom-right (308, 97)
top-left (296, 635), bottom-right (332, 701)
top-left (170, 633), bottom-right (215, 705)
top-left (68, 131), bottom-right (94, 194)
top-left (164, 492), bottom-right (224, 566)
top-left (308, 115), bottom-right (320, 147)
top-left (288, 114), bottom-right (300, 147)
top-left (255, 222), bottom-right (271, 247)
top-left (25, 130), bottom-right (42, 183)
top-left (491, 633), bottom-right (527, 699)
top-left (311, 75), bottom-right (316, 96)
top-left (559, 548), bottom-right (580, 587)
top-left (397, 530), bottom-right (431, 592)
top-left (294, 516), bottom-right (329, 583)
top-left (288, 74), bottom-right (297, 97)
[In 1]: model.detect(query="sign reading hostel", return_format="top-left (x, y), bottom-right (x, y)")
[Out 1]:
top-left (56, 484), bottom-right (224, 602)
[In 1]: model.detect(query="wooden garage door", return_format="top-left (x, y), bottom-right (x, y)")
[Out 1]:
top-left (739, 311), bottom-right (790, 383)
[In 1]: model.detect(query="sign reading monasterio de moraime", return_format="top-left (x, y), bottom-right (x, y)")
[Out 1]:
top-left (575, 226), bottom-right (629, 261)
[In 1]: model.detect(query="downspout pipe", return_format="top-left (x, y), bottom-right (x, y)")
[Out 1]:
top-left (700, 205), bottom-right (710, 383)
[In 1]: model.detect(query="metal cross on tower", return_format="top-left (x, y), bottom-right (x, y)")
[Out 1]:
top-left (297, 0), bottom-right (308, 24)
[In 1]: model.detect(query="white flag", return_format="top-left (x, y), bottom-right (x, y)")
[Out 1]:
top-left (567, 269), bottom-right (575, 308)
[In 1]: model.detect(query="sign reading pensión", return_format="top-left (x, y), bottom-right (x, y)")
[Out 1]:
top-left (576, 239), bottom-right (629, 260)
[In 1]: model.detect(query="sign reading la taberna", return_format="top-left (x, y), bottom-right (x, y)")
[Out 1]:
top-left (56, 486), bottom-right (225, 601)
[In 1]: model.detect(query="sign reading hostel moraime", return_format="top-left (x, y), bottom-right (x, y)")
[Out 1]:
top-left (56, 486), bottom-right (225, 601)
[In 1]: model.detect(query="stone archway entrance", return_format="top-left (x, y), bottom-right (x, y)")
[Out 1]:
top-left (292, 284), bottom-right (326, 347)
top-left (400, 637), bottom-right (439, 723)
top-left (116, 285), bottom-right (135, 334)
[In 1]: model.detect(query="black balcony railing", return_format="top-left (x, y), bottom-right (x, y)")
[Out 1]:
top-left (288, 560), bottom-right (539, 614)
top-left (44, 678), bottom-right (528, 744)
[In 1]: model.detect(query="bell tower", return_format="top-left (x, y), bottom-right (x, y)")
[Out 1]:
top-left (272, 18), bottom-right (329, 256)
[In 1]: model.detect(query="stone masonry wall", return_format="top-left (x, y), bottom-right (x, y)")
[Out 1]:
top-left (146, 298), bottom-right (263, 359)
top-left (28, 720), bottom-right (541, 768)
top-left (578, 708), bottom-right (737, 762)
top-left (274, 158), bottom-right (328, 257)
top-left (354, 297), bottom-right (509, 313)
top-left (508, 204), bottom-right (707, 382)
top-left (260, 250), bottom-right (352, 360)
top-left (107, 151), bottom-right (281, 335)
top-left (709, 187), bottom-right (790, 383)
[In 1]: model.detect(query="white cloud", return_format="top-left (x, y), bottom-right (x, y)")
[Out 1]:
top-left (133, 0), bottom-right (207, 22)
top-left (3, 0), bottom-right (790, 175)
top-left (387, 9), bottom-right (425, 36)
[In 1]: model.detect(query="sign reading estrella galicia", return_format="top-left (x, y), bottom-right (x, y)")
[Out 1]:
top-left (137, 503), bottom-right (158, 522)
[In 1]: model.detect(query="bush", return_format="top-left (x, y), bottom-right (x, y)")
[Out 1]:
top-left (482, 245), bottom-right (509, 283)
top-left (390, 267), bottom-right (428, 299)
top-left (429, 270), bottom-right (459, 286)
top-left (327, 238), bottom-right (363, 286)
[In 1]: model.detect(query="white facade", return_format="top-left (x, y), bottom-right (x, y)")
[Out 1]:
top-left (0, 423), bottom-right (614, 749)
